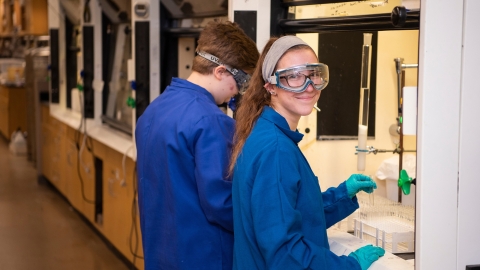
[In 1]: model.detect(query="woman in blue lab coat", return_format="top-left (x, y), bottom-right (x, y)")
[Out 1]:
top-left (229, 36), bottom-right (385, 270)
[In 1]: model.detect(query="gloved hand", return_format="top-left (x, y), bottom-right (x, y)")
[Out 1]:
top-left (348, 244), bottom-right (385, 270)
top-left (346, 174), bottom-right (377, 198)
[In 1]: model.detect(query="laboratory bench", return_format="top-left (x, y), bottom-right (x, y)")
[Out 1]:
top-left (328, 228), bottom-right (415, 269)
top-left (40, 104), bottom-right (416, 270)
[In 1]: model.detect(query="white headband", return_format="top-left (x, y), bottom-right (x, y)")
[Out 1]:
top-left (261, 36), bottom-right (308, 82)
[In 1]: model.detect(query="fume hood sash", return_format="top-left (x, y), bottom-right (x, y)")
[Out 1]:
top-left (278, 10), bottom-right (420, 33)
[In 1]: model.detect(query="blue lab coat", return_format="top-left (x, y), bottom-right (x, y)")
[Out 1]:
top-left (136, 78), bottom-right (234, 270)
top-left (232, 106), bottom-right (361, 270)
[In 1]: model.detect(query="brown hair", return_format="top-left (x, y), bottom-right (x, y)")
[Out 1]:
top-left (192, 21), bottom-right (259, 74)
top-left (228, 37), bottom-right (314, 176)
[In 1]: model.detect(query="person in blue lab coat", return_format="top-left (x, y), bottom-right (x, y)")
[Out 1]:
top-left (135, 21), bottom-right (259, 270)
top-left (228, 35), bottom-right (385, 270)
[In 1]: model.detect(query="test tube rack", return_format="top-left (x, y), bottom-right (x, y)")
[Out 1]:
top-left (352, 193), bottom-right (415, 253)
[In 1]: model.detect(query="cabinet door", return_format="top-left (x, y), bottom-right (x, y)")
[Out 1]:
top-left (76, 132), bottom-right (96, 222)
top-left (24, 0), bottom-right (48, 35)
top-left (102, 149), bottom-right (144, 267)
top-left (64, 138), bottom-right (82, 210)
top-left (63, 125), bottom-right (96, 221)
top-left (49, 119), bottom-right (67, 195)
top-left (7, 87), bottom-right (27, 135)
top-left (0, 0), bottom-right (13, 33)
top-left (48, 130), bottom-right (62, 190)
top-left (40, 125), bottom-right (51, 180)
top-left (0, 98), bottom-right (8, 139)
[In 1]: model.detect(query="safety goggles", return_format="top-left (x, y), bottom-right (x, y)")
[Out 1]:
top-left (268, 63), bottom-right (329, 93)
top-left (197, 51), bottom-right (251, 95)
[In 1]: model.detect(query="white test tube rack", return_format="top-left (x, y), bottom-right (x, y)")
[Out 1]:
top-left (352, 193), bottom-right (415, 254)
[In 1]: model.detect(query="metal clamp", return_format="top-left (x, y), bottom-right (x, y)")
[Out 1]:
top-left (355, 146), bottom-right (403, 155)
top-left (355, 146), bottom-right (377, 155)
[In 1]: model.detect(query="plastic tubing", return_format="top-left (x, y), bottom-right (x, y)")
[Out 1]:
top-left (357, 33), bottom-right (372, 171)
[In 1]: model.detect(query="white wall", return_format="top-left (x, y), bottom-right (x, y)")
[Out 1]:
top-left (415, 0), bottom-right (463, 269)
top-left (457, 0), bottom-right (480, 268)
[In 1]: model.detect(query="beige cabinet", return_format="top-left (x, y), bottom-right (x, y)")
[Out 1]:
top-left (21, 0), bottom-right (48, 35)
top-left (64, 124), bottom-right (97, 223)
top-left (40, 105), bottom-right (67, 194)
top-left (100, 148), bottom-right (144, 269)
top-left (0, 0), bottom-right (47, 35)
top-left (0, 85), bottom-right (27, 140)
top-left (39, 105), bottom-right (144, 269)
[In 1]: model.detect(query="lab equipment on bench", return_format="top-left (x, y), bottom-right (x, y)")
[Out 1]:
top-left (328, 228), bottom-right (414, 270)
top-left (353, 192), bottom-right (415, 254)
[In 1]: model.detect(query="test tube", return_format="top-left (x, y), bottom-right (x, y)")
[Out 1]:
top-left (368, 175), bottom-right (375, 206)
top-left (357, 33), bottom-right (373, 171)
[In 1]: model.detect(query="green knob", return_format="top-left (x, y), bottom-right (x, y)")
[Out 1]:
top-left (127, 96), bottom-right (136, 108)
top-left (398, 169), bottom-right (413, 195)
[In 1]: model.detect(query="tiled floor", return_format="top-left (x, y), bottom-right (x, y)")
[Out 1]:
top-left (0, 136), bottom-right (129, 270)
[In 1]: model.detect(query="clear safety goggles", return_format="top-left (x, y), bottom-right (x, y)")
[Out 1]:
top-left (197, 51), bottom-right (250, 95)
top-left (268, 63), bottom-right (329, 93)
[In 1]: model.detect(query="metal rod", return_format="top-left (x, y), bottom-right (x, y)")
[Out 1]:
top-left (402, 63), bottom-right (418, 69)
top-left (163, 27), bottom-right (203, 37)
top-left (398, 70), bottom-right (406, 203)
top-left (278, 10), bottom-right (420, 34)
top-left (394, 58), bottom-right (404, 116)
top-left (393, 58), bottom-right (418, 202)
top-left (374, 149), bottom-right (416, 154)
top-left (282, 0), bottom-right (360, 7)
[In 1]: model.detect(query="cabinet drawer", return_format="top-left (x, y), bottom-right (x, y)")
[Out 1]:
top-left (0, 104), bottom-right (9, 138)
top-left (0, 87), bottom-right (8, 100)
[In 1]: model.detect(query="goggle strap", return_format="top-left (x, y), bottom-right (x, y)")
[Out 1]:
top-left (269, 75), bottom-right (277, 84)
top-left (197, 51), bottom-right (237, 74)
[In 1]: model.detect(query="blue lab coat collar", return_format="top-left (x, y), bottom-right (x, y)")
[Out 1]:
top-left (261, 106), bottom-right (304, 144)
top-left (170, 77), bottom-right (216, 104)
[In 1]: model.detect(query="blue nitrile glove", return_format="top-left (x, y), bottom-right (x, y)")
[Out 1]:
top-left (349, 244), bottom-right (385, 270)
top-left (346, 174), bottom-right (377, 198)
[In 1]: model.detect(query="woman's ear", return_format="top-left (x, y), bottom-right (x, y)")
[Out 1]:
top-left (264, 82), bottom-right (274, 92)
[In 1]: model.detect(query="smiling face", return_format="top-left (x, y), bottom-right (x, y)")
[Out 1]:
top-left (266, 48), bottom-right (321, 129)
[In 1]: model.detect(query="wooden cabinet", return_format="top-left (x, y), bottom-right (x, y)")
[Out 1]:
top-left (63, 124), bottom-right (97, 223)
top-left (39, 105), bottom-right (144, 269)
top-left (64, 131), bottom-right (82, 209)
top-left (0, 0), bottom-right (13, 34)
top-left (100, 148), bottom-right (144, 269)
top-left (0, 0), bottom-right (47, 35)
top-left (21, 0), bottom-right (48, 35)
top-left (0, 85), bottom-right (27, 140)
top-left (40, 105), bottom-right (67, 194)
